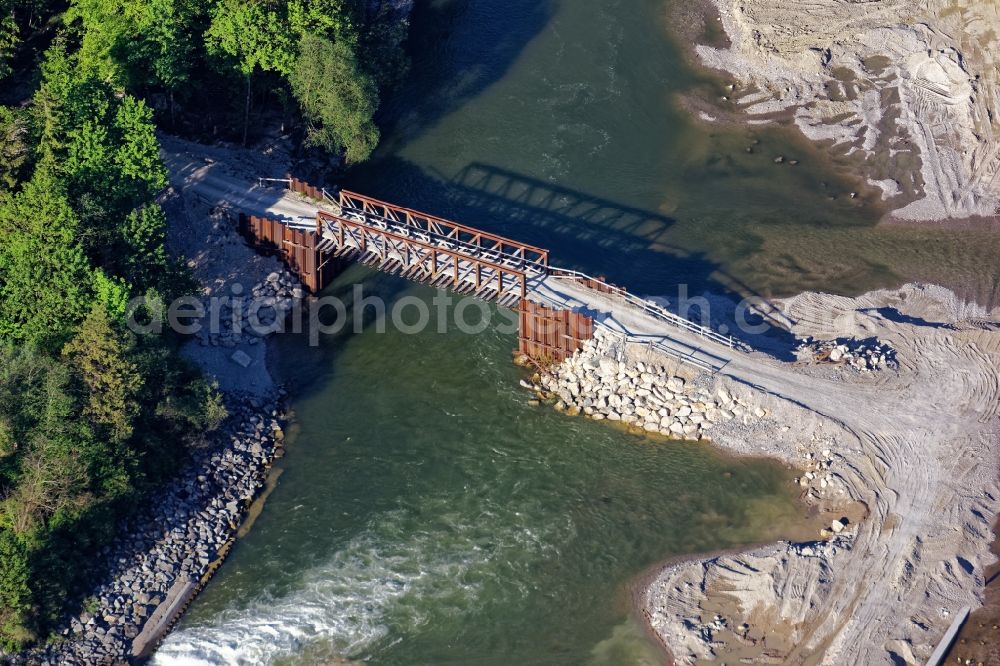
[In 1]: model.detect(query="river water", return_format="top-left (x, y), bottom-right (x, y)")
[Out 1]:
top-left (155, 0), bottom-right (999, 663)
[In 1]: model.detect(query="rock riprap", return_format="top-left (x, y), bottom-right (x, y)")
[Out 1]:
top-left (521, 330), bottom-right (766, 440)
top-left (195, 268), bottom-right (306, 351)
top-left (14, 394), bottom-right (286, 665)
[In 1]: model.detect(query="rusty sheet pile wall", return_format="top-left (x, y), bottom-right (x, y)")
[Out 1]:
top-left (517, 300), bottom-right (594, 364)
top-left (236, 213), bottom-right (340, 293)
top-left (288, 178), bottom-right (325, 201)
top-left (581, 276), bottom-right (625, 296)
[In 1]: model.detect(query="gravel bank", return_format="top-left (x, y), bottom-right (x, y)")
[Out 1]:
top-left (17, 395), bottom-right (288, 665)
top-left (521, 328), bottom-right (772, 441)
top-left (637, 284), bottom-right (1000, 665)
top-left (527, 282), bottom-right (1000, 665)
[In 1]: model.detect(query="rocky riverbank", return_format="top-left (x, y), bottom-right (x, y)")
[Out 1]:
top-left (16, 394), bottom-right (288, 665)
top-left (629, 284), bottom-right (1000, 665)
top-left (521, 329), bottom-right (770, 441)
top-left (517, 281), bottom-right (1000, 664)
top-left (11, 131), bottom-right (320, 663)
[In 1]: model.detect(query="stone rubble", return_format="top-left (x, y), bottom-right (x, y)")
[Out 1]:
top-left (15, 394), bottom-right (286, 665)
top-left (792, 444), bottom-right (849, 506)
top-left (521, 330), bottom-right (767, 440)
top-left (195, 268), bottom-right (306, 351)
top-left (664, 534), bottom-right (852, 659)
top-left (794, 336), bottom-right (898, 373)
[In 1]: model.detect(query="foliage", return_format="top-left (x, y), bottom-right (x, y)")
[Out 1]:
top-left (0, 0), bottom-right (412, 649)
top-left (0, 43), bottom-right (176, 347)
top-left (0, 0), bottom-right (64, 83)
top-left (287, 0), bottom-right (357, 42)
top-left (0, 530), bottom-right (32, 650)
top-left (62, 305), bottom-right (143, 443)
top-left (0, 105), bottom-right (29, 193)
top-left (206, 0), bottom-right (297, 78)
top-left (0, 345), bottom-right (95, 538)
top-left (0, 170), bottom-right (94, 347)
top-left (0, 23), bottom-right (234, 648)
top-left (31, 42), bottom-right (170, 288)
top-left (0, 3), bottom-right (19, 81)
top-left (35, 43), bottom-right (168, 200)
top-left (0, 331), bottom-right (229, 647)
top-left (4, 437), bottom-right (91, 537)
top-left (91, 270), bottom-right (131, 320)
top-left (289, 32), bottom-right (379, 163)
top-left (204, 0), bottom-right (395, 155)
top-left (119, 205), bottom-right (172, 294)
top-left (359, 4), bottom-right (411, 90)
top-left (67, 0), bottom-right (199, 92)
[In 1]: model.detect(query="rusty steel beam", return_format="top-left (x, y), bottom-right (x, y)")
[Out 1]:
top-left (516, 299), bottom-right (595, 364)
top-left (336, 189), bottom-right (549, 268)
top-left (317, 211), bottom-right (527, 304)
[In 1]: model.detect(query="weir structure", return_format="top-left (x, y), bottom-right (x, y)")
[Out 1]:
top-left (239, 177), bottom-right (737, 370)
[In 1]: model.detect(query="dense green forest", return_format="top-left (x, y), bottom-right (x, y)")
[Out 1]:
top-left (0, 0), bottom-right (408, 650)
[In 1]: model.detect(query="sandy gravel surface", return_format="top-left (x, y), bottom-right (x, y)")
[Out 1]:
top-left (693, 0), bottom-right (1000, 221)
top-left (161, 135), bottom-right (306, 396)
top-left (642, 283), bottom-right (1000, 664)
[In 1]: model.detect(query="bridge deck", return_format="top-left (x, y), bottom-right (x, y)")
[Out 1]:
top-left (160, 141), bottom-right (739, 371)
top-left (332, 190), bottom-right (550, 269)
top-left (528, 275), bottom-right (736, 373)
top-left (316, 209), bottom-right (529, 308)
top-left (314, 198), bottom-right (737, 371)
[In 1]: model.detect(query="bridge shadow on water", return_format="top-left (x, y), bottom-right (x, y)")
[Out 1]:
top-left (344, 158), bottom-right (800, 359)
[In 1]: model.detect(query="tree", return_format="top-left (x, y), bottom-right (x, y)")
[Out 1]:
top-left (32, 43), bottom-right (167, 272)
top-left (206, 0), bottom-right (296, 144)
top-left (119, 204), bottom-right (170, 293)
top-left (108, 94), bottom-right (167, 212)
top-left (2, 436), bottom-right (90, 536)
top-left (0, 530), bottom-right (33, 650)
top-left (359, 2), bottom-right (410, 90)
top-left (30, 40), bottom-right (76, 165)
top-left (92, 270), bottom-right (131, 320)
top-left (35, 43), bottom-right (167, 204)
top-left (0, 106), bottom-right (29, 192)
top-left (62, 305), bottom-right (143, 443)
top-left (289, 32), bottom-right (379, 162)
top-left (0, 346), bottom-right (62, 460)
top-left (0, 171), bottom-right (94, 347)
top-left (287, 0), bottom-right (356, 41)
top-left (0, 3), bottom-right (18, 81)
top-left (67, 0), bottom-right (201, 124)
top-left (0, 346), bottom-right (75, 449)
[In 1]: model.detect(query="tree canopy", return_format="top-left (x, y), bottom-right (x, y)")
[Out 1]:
top-left (0, 8), bottom-right (239, 648)
top-left (0, 0), bottom-right (410, 649)
top-left (203, 0), bottom-right (386, 159)
top-left (290, 32), bottom-right (379, 162)
top-left (0, 170), bottom-right (94, 347)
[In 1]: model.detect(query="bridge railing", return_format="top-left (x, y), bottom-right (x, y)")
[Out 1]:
top-left (547, 267), bottom-right (737, 349)
top-left (334, 189), bottom-right (550, 268)
top-left (264, 175), bottom-right (738, 351)
top-left (264, 176), bottom-right (551, 272)
top-left (326, 206), bottom-right (546, 278)
top-left (316, 210), bottom-right (528, 301)
top-left (258, 177), bottom-right (340, 207)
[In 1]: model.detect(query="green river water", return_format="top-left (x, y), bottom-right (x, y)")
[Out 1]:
top-left (154, 0), bottom-right (1000, 663)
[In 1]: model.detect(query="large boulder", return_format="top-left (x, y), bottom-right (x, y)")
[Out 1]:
top-left (597, 357), bottom-right (617, 377)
